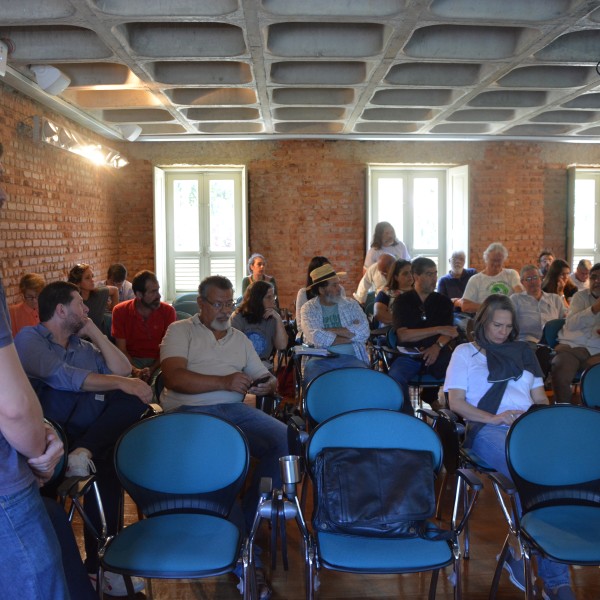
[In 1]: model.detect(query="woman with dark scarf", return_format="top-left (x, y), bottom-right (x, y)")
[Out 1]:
top-left (444, 294), bottom-right (573, 600)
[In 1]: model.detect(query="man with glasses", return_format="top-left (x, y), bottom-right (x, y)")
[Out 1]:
top-left (8, 273), bottom-right (45, 337)
top-left (551, 263), bottom-right (600, 403)
top-left (389, 257), bottom-right (458, 412)
top-left (511, 265), bottom-right (566, 346)
top-left (160, 275), bottom-right (286, 599)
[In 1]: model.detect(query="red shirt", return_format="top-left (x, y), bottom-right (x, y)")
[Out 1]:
top-left (111, 300), bottom-right (176, 359)
top-left (9, 301), bottom-right (39, 338)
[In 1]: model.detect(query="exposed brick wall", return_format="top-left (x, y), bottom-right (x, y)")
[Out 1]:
top-left (2, 84), bottom-right (600, 311)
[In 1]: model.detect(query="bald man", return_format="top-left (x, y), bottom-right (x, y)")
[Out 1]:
top-left (353, 253), bottom-right (395, 305)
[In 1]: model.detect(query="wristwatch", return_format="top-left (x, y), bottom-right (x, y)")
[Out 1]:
top-left (437, 341), bottom-right (445, 349)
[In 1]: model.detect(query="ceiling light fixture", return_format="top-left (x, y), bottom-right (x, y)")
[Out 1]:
top-left (17, 116), bottom-right (129, 168)
top-left (115, 124), bottom-right (142, 141)
top-left (29, 65), bottom-right (70, 95)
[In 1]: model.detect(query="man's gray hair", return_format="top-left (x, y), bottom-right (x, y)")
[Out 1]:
top-left (483, 242), bottom-right (508, 262)
top-left (198, 275), bottom-right (233, 299)
top-left (520, 264), bottom-right (539, 278)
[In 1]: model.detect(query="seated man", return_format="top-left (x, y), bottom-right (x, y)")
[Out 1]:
top-left (461, 242), bottom-right (522, 314)
top-left (570, 258), bottom-right (591, 291)
top-left (8, 273), bottom-right (46, 337)
top-left (99, 263), bottom-right (134, 304)
top-left (437, 250), bottom-right (476, 312)
top-left (301, 263), bottom-right (370, 383)
top-left (353, 253), bottom-right (395, 305)
top-left (14, 281), bottom-right (152, 590)
top-left (538, 249), bottom-right (554, 278)
top-left (112, 270), bottom-right (176, 383)
top-left (511, 264), bottom-right (566, 379)
top-left (511, 265), bottom-right (566, 346)
top-left (550, 263), bottom-right (600, 403)
top-left (159, 276), bottom-right (288, 530)
top-left (389, 257), bottom-right (458, 412)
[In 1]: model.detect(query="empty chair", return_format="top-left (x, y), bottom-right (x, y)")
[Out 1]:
top-left (172, 292), bottom-right (199, 317)
top-left (100, 412), bottom-right (254, 599)
top-left (489, 405), bottom-right (600, 600)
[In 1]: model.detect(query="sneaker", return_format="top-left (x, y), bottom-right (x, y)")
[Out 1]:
top-left (498, 551), bottom-right (526, 592)
top-left (542, 584), bottom-right (576, 600)
top-left (89, 572), bottom-right (145, 596)
top-left (65, 450), bottom-right (96, 478)
top-left (236, 566), bottom-right (272, 600)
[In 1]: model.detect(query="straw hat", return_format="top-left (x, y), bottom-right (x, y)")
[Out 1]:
top-left (306, 263), bottom-right (346, 290)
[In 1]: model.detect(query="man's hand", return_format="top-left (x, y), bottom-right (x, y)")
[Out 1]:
top-left (119, 377), bottom-right (153, 404)
top-left (78, 317), bottom-right (102, 339)
top-left (27, 423), bottom-right (64, 485)
top-left (421, 344), bottom-right (441, 367)
top-left (222, 372), bottom-right (253, 394)
top-left (132, 366), bottom-right (151, 382)
top-left (248, 374), bottom-right (277, 396)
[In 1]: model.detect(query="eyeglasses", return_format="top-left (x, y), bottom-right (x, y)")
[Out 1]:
top-left (201, 298), bottom-right (235, 310)
top-left (523, 275), bottom-right (539, 282)
top-left (24, 295), bottom-right (38, 301)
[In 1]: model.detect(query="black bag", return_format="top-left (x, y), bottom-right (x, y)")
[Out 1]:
top-left (312, 446), bottom-right (439, 538)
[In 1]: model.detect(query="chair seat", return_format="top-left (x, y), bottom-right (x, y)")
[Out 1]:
top-left (102, 513), bottom-right (242, 578)
top-left (521, 506), bottom-right (600, 564)
top-left (460, 448), bottom-right (494, 472)
top-left (316, 531), bottom-right (453, 573)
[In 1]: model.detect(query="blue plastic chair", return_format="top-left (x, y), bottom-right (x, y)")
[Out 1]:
top-left (304, 409), bottom-right (482, 600)
top-left (172, 292), bottom-right (198, 317)
top-left (579, 363), bottom-right (600, 408)
top-left (489, 405), bottom-right (600, 599)
top-left (100, 412), bottom-right (253, 599)
top-left (539, 318), bottom-right (565, 347)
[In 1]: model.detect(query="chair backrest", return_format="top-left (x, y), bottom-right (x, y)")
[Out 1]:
top-left (176, 310), bottom-right (192, 320)
top-left (580, 363), bottom-right (600, 408)
top-left (115, 412), bottom-right (249, 517)
top-left (173, 293), bottom-right (199, 316)
top-left (304, 367), bottom-right (404, 424)
top-left (307, 409), bottom-right (442, 473)
top-left (506, 405), bottom-right (600, 512)
top-left (364, 290), bottom-right (376, 317)
top-left (539, 318), bottom-right (565, 348)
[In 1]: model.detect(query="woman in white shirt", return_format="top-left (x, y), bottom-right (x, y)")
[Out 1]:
top-left (444, 294), bottom-right (572, 599)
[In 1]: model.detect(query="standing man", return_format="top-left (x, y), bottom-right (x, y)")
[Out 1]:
top-left (550, 263), bottom-right (600, 403)
top-left (353, 253), bottom-right (395, 305)
top-left (301, 263), bottom-right (371, 383)
top-left (437, 250), bottom-right (477, 311)
top-left (390, 257), bottom-right (458, 411)
top-left (570, 259), bottom-right (592, 291)
top-left (15, 281), bottom-right (151, 592)
top-left (112, 270), bottom-right (176, 383)
top-left (0, 143), bottom-right (70, 599)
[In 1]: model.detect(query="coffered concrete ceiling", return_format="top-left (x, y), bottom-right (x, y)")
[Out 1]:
top-left (3, 0), bottom-right (600, 142)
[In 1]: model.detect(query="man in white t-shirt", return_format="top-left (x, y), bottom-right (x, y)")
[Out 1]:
top-left (460, 242), bottom-right (522, 314)
top-left (570, 259), bottom-right (591, 291)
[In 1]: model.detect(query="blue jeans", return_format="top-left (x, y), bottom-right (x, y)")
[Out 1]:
top-left (0, 482), bottom-right (70, 599)
top-left (302, 353), bottom-right (367, 388)
top-left (471, 424), bottom-right (571, 590)
top-left (176, 402), bottom-right (289, 531)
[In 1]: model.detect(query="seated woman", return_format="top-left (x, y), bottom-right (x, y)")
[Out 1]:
top-left (444, 294), bottom-right (573, 599)
top-left (363, 221), bottom-right (410, 273)
top-left (68, 264), bottom-right (118, 334)
top-left (241, 253), bottom-right (278, 297)
top-left (373, 259), bottom-right (413, 325)
top-left (542, 258), bottom-right (577, 308)
top-left (231, 280), bottom-right (288, 372)
top-left (9, 273), bottom-right (45, 337)
top-left (295, 256), bottom-right (332, 339)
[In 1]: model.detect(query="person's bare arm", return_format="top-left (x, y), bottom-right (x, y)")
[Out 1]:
top-left (264, 308), bottom-right (289, 351)
top-left (161, 356), bottom-right (253, 396)
top-left (0, 344), bottom-right (46, 458)
top-left (460, 298), bottom-right (480, 314)
top-left (107, 285), bottom-right (120, 311)
top-left (374, 302), bottom-right (392, 325)
top-left (27, 423), bottom-right (64, 485)
top-left (531, 385), bottom-right (549, 405)
top-left (79, 319), bottom-right (131, 376)
top-left (448, 388), bottom-right (523, 426)
top-left (396, 325), bottom-right (458, 344)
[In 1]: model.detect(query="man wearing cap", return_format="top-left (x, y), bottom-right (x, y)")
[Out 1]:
top-left (300, 263), bottom-right (370, 383)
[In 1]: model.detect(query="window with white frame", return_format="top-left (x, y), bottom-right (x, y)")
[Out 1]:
top-left (154, 167), bottom-right (247, 301)
top-left (367, 165), bottom-right (469, 270)
top-left (569, 169), bottom-right (599, 268)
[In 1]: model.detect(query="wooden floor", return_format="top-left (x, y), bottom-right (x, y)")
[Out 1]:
top-left (73, 468), bottom-right (600, 600)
